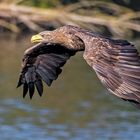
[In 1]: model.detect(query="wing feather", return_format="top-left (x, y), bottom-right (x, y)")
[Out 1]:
top-left (84, 38), bottom-right (140, 107)
top-left (35, 79), bottom-right (43, 96)
top-left (17, 43), bottom-right (76, 98)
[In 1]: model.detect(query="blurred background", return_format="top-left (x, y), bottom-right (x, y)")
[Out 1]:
top-left (0, 0), bottom-right (140, 140)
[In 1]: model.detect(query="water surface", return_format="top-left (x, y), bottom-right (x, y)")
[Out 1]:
top-left (0, 35), bottom-right (140, 140)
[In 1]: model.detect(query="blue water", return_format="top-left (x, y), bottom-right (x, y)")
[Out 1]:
top-left (0, 99), bottom-right (140, 140)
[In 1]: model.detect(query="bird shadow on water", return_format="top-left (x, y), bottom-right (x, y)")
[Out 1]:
top-left (0, 35), bottom-right (139, 140)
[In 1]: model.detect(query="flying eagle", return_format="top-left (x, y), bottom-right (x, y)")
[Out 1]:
top-left (17, 25), bottom-right (140, 108)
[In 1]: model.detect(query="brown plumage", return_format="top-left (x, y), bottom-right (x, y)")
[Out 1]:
top-left (17, 25), bottom-right (140, 108)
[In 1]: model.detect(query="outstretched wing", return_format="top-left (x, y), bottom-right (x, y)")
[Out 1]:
top-left (17, 43), bottom-right (76, 98)
top-left (84, 39), bottom-right (140, 108)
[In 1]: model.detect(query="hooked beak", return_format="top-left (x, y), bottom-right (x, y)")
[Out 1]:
top-left (31, 34), bottom-right (43, 43)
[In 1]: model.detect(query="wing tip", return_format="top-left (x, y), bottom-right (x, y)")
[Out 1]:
top-left (35, 80), bottom-right (43, 97)
top-left (17, 75), bottom-right (23, 88)
top-left (28, 82), bottom-right (35, 99)
top-left (129, 101), bottom-right (140, 110)
top-left (122, 98), bottom-right (140, 110)
top-left (21, 80), bottom-right (44, 99)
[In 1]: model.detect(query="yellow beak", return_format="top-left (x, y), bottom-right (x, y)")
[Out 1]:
top-left (31, 34), bottom-right (43, 43)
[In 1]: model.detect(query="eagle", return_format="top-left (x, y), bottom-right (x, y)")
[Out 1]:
top-left (17, 25), bottom-right (140, 108)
